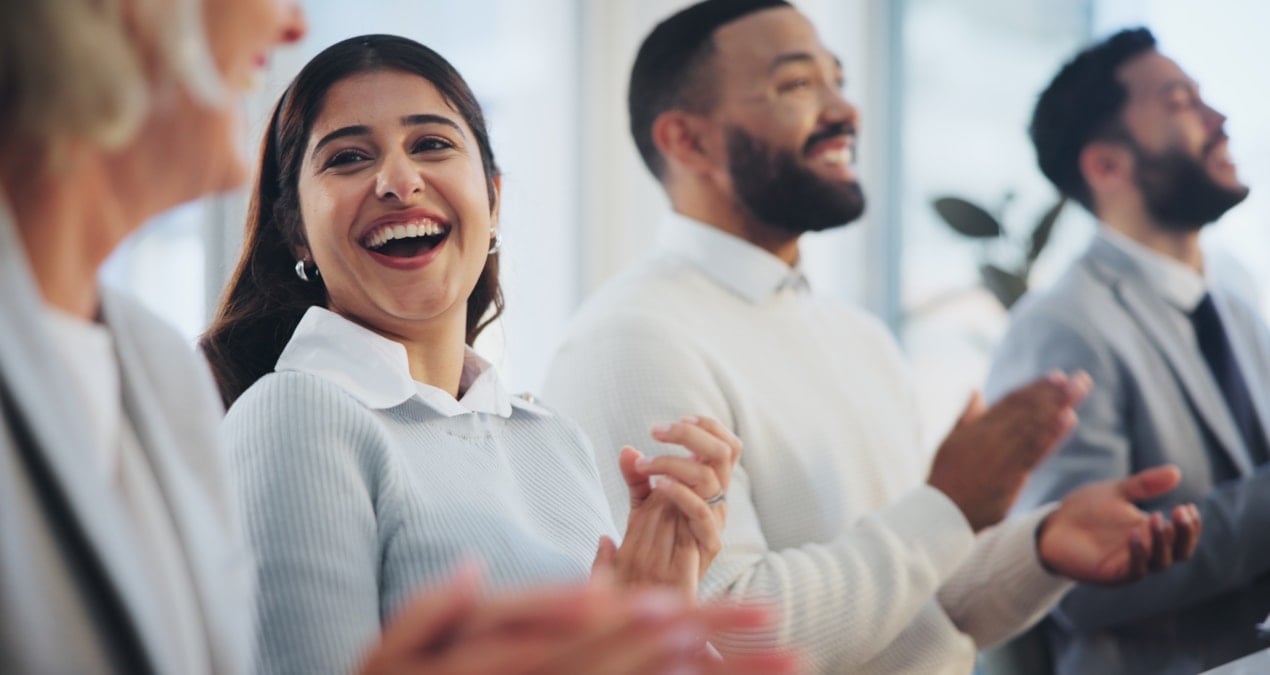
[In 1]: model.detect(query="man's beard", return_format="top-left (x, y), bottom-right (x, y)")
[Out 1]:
top-left (725, 125), bottom-right (865, 235)
top-left (1129, 136), bottom-right (1249, 232)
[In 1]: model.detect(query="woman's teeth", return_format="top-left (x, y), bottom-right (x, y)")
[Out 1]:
top-left (365, 221), bottom-right (445, 249)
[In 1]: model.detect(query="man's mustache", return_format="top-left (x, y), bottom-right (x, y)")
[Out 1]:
top-left (803, 123), bottom-right (855, 155)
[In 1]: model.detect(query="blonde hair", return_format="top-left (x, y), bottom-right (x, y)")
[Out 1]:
top-left (0, 0), bottom-right (223, 156)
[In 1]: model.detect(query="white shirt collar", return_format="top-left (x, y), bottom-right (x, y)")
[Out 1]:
top-left (1098, 227), bottom-right (1208, 312)
top-left (276, 306), bottom-right (513, 418)
top-left (656, 212), bottom-right (810, 303)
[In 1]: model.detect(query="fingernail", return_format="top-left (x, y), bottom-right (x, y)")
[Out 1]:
top-left (652, 423), bottom-right (672, 434)
top-left (681, 415), bottom-right (699, 425)
top-left (635, 455), bottom-right (654, 470)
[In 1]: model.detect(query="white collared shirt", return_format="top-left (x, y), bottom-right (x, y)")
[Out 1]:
top-left (1098, 227), bottom-right (1214, 352)
top-left (276, 306), bottom-right (514, 418)
top-left (657, 212), bottom-right (811, 302)
top-left (1098, 226), bottom-right (1208, 313)
top-left (227, 306), bottom-right (618, 674)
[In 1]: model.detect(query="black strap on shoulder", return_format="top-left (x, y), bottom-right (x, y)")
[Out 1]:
top-left (0, 370), bottom-right (156, 675)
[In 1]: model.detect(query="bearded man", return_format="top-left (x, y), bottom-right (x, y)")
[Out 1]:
top-left (986, 27), bottom-right (1270, 675)
top-left (544, 3), bottom-right (1202, 673)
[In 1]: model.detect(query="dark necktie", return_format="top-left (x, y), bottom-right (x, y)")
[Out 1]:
top-left (1190, 293), bottom-right (1269, 466)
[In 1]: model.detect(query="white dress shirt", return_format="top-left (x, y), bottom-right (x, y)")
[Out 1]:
top-left (276, 305), bottom-right (516, 418)
top-left (1099, 227), bottom-right (1209, 351)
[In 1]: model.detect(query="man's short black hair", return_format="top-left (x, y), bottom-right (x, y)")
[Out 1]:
top-left (1030, 27), bottom-right (1158, 211)
top-left (628, 0), bottom-right (791, 179)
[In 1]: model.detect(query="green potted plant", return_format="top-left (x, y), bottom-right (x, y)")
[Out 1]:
top-left (931, 192), bottom-right (1066, 309)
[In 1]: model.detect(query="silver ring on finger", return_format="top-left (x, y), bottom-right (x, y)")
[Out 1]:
top-left (705, 490), bottom-right (727, 506)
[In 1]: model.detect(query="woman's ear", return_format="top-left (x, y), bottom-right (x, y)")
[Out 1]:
top-left (489, 173), bottom-right (502, 227)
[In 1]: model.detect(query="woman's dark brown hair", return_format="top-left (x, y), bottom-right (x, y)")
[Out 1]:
top-left (201, 34), bottom-right (503, 407)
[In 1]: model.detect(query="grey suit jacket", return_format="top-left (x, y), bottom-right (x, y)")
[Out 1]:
top-left (987, 233), bottom-right (1270, 675)
top-left (0, 204), bottom-right (254, 674)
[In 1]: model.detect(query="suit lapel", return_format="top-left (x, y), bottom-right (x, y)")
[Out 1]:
top-left (1085, 237), bottom-right (1252, 475)
top-left (1211, 290), bottom-right (1270, 462)
top-left (0, 207), bottom-right (171, 673)
top-left (104, 296), bottom-right (232, 674)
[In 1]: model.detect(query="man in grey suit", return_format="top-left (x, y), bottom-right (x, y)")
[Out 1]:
top-left (988, 27), bottom-right (1270, 675)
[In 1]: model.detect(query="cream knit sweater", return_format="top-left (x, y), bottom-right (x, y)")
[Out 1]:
top-left (543, 215), bottom-right (1070, 674)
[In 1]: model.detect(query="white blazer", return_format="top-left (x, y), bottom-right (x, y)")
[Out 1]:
top-left (0, 203), bottom-right (254, 674)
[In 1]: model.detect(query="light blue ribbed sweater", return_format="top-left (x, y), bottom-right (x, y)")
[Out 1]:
top-left (224, 370), bottom-right (617, 675)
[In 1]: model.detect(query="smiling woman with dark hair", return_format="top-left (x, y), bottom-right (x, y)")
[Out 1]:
top-left (202, 34), bottom-right (772, 675)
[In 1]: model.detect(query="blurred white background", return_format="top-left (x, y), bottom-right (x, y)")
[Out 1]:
top-left (102, 0), bottom-right (1270, 446)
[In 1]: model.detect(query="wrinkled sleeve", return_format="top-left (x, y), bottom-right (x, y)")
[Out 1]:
top-left (987, 308), bottom-right (1270, 632)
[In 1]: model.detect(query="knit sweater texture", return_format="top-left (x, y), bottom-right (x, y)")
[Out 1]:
top-left (543, 214), bottom-right (1069, 674)
top-left (225, 310), bottom-right (616, 675)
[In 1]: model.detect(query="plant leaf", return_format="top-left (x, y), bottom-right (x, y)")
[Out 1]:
top-left (1026, 197), bottom-right (1066, 264)
top-left (979, 263), bottom-right (1028, 309)
top-left (933, 197), bottom-right (1004, 238)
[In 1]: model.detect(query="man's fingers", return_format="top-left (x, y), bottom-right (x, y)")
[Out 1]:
top-left (1147, 513), bottom-right (1174, 573)
top-left (1117, 465), bottom-right (1182, 502)
top-left (1064, 369), bottom-right (1093, 406)
top-left (1171, 504), bottom-right (1202, 561)
top-left (1127, 530), bottom-right (1149, 582)
top-left (1071, 373), bottom-right (1092, 404)
top-left (1009, 405), bottom-right (1074, 470)
top-left (956, 390), bottom-right (988, 426)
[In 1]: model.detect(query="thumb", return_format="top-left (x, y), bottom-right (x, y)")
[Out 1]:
top-left (591, 535), bottom-right (617, 576)
top-left (957, 390), bottom-right (988, 426)
top-left (619, 446), bottom-right (652, 506)
top-left (1117, 464), bottom-right (1182, 502)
